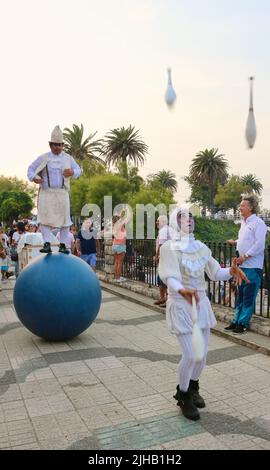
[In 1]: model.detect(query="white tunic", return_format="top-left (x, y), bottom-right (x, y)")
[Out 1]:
top-left (27, 151), bottom-right (81, 189)
top-left (27, 152), bottom-right (81, 228)
top-left (159, 236), bottom-right (232, 334)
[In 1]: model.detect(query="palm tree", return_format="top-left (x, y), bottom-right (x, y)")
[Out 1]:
top-left (103, 125), bottom-right (148, 177)
top-left (189, 148), bottom-right (229, 214)
top-left (126, 166), bottom-right (144, 193)
top-left (151, 170), bottom-right (178, 192)
top-left (63, 124), bottom-right (104, 174)
top-left (241, 174), bottom-right (263, 195)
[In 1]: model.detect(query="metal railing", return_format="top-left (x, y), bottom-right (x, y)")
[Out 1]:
top-left (96, 242), bottom-right (105, 271)
top-left (123, 240), bottom-right (158, 286)
top-left (97, 240), bottom-right (270, 318)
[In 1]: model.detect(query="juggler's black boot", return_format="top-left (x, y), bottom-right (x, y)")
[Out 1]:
top-left (174, 386), bottom-right (200, 421)
top-left (188, 380), bottom-right (205, 408)
top-left (40, 242), bottom-right (52, 254)
top-left (59, 243), bottom-right (70, 254)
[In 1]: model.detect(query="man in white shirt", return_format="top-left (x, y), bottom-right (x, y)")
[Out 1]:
top-left (226, 195), bottom-right (267, 334)
top-left (27, 126), bottom-right (81, 254)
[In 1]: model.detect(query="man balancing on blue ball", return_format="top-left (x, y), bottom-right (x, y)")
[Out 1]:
top-left (27, 126), bottom-right (81, 254)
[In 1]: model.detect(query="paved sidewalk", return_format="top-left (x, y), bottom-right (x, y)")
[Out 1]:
top-left (1, 280), bottom-right (270, 450)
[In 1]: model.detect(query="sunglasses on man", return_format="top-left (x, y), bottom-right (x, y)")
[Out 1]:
top-left (50, 142), bottom-right (63, 147)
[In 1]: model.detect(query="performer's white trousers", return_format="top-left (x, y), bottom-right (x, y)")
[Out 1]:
top-left (176, 328), bottom-right (210, 392)
top-left (40, 225), bottom-right (70, 244)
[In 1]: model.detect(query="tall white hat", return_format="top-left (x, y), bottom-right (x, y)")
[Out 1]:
top-left (50, 125), bottom-right (63, 143)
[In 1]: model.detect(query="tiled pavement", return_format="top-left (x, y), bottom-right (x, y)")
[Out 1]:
top-left (1, 280), bottom-right (270, 450)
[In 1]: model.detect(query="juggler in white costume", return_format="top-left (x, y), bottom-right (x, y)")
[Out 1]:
top-left (27, 126), bottom-right (81, 247)
top-left (159, 236), bottom-right (232, 384)
top-left (158, 209), bottom-right (235, 420)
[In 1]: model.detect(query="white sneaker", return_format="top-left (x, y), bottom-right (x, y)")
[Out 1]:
top-left (115, 279), bottom-right (122, 283)
top-left (120, 277), bottom-right (126, 282)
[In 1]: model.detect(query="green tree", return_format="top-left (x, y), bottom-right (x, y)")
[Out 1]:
top-left (0, 175), bottom-right (36, 198)
top-left (148, 170), bottom-right (177, 192)
top-left (128, 187), bottom-right (175, 209)
top-left (194, 217), bottom-right (239, 242)
top-left (240, 174), bottom-right (263, 195)
top-left (103, 125), bottom-right (148, 177)
top-left (214, 175), bottom-right (248, 214)
top-left (184, 175), bottom-right (209, 214)
top-left (70, 176), bottom-right (93, 216)
top-left (189, 148), bottom-right (229, 214)
top-left (128, 187), bottom-right (175, 237)
top-left (0, 191), bottom-right (33, 224)
top-left (80, 159), bottom-right (107, 178)
top-left (63, 124), bottom-right (104, 175)
top-left (127, 167), bottom-right (144, 193)
top-left (86, 174), bottom-right (130, 215)
top-left (116, 163), bottom-right (144, 193)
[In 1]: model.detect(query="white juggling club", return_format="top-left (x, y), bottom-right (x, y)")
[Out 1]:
top-left (245, 76), bottom-right (257, 149)
top-left (165, 68), bottom-right (176, 107)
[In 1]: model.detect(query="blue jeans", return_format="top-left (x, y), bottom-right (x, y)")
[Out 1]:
top-left (14, 260), bottom-right (19, 278)
top-left (157, 274), bottom-right (166, 288)
top-left (81, 253), bottom-right (97, 267)
top-left (234, 268), bottom-right (262, 328)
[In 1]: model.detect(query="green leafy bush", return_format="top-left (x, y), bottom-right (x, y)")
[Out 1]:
top-left (194, 217), bottom-right (239, 243)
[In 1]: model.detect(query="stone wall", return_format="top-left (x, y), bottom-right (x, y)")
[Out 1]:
top-left (104, 238), bottom-right (114, 277)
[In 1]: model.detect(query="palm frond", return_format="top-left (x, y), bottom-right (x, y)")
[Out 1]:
top-left (63, 123), bottom-right (104, 165)
top-left (103, 125), bottom-right (148, 168)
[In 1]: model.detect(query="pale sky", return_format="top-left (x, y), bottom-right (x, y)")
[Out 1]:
top-left (1, 0), bottom-right (270, 207)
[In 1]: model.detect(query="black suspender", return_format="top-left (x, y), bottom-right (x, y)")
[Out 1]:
top-left (45, 165), bottom-right (50, 188)
top-left (45, 165), bottom-right (64, 188)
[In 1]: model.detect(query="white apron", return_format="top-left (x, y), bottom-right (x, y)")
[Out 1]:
top-left (37, 188), bottom-right (72, 228)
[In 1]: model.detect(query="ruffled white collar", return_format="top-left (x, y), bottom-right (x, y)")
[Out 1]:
top-left (171, 234), bottom-right (203, 253)
top-left (169, 236), bottom-right (211, 278)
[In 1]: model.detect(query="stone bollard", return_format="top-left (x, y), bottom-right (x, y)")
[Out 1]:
top-left (104, 238), bottom-right (114, 280)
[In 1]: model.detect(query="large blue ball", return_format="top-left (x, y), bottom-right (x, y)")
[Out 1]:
top-left (13, 253), bottom-right (101, 341)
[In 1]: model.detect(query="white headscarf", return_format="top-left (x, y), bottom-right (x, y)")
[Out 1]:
top-left (159, 207), bottom-right (211, 279)
top-left (169, 207), bottom-right (196, 251)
